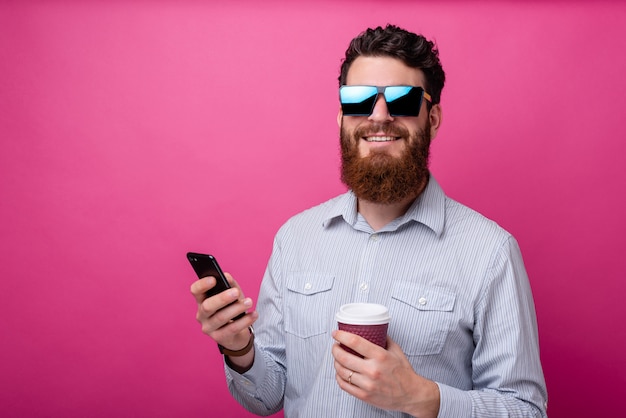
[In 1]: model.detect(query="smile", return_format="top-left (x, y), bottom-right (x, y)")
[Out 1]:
top-left (364, 136), bottom-right (399, 142)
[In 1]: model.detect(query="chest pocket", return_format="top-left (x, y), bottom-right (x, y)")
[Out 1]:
top-left (285, 273), bottom-right (335, 338)
top-left (389, 282), bottom-right (456, 356)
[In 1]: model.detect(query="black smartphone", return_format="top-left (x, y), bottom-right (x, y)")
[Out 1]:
top-left (186, 252), bottom-right (245, 320)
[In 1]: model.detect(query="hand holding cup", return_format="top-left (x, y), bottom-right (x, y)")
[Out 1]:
top-left (335, 303), bottom-right (390, 357)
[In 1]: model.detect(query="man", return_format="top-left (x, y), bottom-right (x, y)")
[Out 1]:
top-left (191, 24), bottom-right (548, 417)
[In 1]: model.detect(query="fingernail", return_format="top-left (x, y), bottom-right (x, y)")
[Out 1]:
top-left (243, 298), bottom-right (253, 307)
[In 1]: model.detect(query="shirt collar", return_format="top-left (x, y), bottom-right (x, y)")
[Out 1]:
top-left (322, 176), bottom-right (446, 237)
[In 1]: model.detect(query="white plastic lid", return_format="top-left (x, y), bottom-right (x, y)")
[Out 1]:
top-left (335, 303), bottom-right (391, 325)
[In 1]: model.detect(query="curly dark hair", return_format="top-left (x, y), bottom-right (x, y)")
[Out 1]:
top-left (338, 24), bottom-right (446, 105)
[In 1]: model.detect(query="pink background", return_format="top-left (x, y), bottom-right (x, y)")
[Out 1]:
top-left (1, 1), bottom-right (625, 417)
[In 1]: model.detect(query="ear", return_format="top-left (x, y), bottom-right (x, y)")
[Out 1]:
top-left (337, 109), bottom-right (343, 128)
top-left (428, 104), bottom-right (442, 140)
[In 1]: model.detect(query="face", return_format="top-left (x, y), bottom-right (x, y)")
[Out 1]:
top-left (338, 56), bottom-right (442, 204)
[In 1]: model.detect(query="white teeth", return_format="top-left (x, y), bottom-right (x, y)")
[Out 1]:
top-left (365, 136), bottom-right (396, 142)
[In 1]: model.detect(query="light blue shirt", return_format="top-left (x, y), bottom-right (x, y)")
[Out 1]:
top-left (225, 177), bottom-right (547, 417)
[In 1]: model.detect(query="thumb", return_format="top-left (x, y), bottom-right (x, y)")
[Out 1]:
top-left (385, 335), bottom-right (404, 355)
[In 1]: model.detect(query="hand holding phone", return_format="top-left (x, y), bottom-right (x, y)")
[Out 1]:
top-left (187, 252), bottom-right (245, 320)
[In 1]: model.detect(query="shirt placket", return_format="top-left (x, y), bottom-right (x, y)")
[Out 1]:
top-left (353, 232), bottom-right (381, 302)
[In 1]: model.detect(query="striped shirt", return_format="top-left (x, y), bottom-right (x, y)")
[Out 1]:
top-left (225, 176), bottom-right (547, 417)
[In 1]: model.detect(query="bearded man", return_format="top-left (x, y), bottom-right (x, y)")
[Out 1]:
top-left (191, 24), bottom-right (548, 418)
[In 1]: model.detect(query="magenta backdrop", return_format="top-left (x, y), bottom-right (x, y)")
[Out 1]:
top-left (1, 1), bottom-right (625, 417)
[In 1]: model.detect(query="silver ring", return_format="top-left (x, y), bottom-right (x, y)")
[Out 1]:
top-left (348, 370), bottom-right (354, 385)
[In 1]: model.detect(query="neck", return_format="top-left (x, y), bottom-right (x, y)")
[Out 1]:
top-left (357, 179), bottom-right (428, 231)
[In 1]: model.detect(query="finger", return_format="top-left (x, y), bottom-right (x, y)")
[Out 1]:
top-left (190, 276), bottom-right (216, 304)
top-left (200, 287), bottom-right (240, 316)
top-left (224, 273), bottom-right (248, 301)
top-left (333, 359), bottom-right (349, 378)
top-left (199, 297), bottom-right (258, 337)
top-left (208, 310), bottom-right (259, 347)
top-left (385, 335), bottom-right (403, 354)
top-left (332, 330), bottom-right (381, 359)
top-left (333, 359), bottom-right (360, 388)
top-left (384, 336), bottom-right (414, 367)
top-left (209, 308), bottom-right (258, 336)
top-left (331, 339), bottom-right (366, 376)
top-left (211, 296), bottom-right (254, 325)
top-left (335, 369), bottom-right (365, 395)
top-left (223, 272), bottom-right (240, 289)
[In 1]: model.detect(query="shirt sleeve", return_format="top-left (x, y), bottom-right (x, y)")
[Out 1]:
top-left (437, 236), bottom-right (548, 418)
top-left (224, 235), bottom-right (288, 416)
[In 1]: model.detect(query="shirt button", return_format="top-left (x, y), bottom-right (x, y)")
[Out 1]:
top-left (359, 282), bottom-right (369, 291)
top-left (370, 234), bottom-right (379, 242)
top-left (304, 283), bottom-right (312, 291)
top-left (418, 297), bottom-right (427, 306)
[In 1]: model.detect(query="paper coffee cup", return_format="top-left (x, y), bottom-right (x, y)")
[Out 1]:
top-left (336, 303), bottom-right (390, 357)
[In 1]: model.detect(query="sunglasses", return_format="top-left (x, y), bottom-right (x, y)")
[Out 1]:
top-left (339, 85), bottom-right (432, 117)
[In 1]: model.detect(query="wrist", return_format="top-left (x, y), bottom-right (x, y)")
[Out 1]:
top-left (218, 326), bottom-right (254, 357)
top-left (405, 377), bottom-right (440, 418)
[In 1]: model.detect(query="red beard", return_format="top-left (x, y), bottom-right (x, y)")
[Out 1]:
top-left (340, 121), bottom-right (431, 204)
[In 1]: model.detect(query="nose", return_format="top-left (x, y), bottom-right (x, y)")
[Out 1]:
top-left (368, 94), bottom-right (393, 122)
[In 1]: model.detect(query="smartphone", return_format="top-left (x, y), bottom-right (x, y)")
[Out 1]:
top-left (187, 252), bottom-right (245, 320)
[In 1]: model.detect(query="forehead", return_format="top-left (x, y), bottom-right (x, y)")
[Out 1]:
top-left (345, 56), bottom-right (425, 87)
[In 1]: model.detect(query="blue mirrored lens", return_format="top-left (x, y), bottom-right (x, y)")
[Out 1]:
top-left (384, 86), bottom-right (422, 116)
top-left (339, 86), bottom-right (378, 116)
top-left (383, 86), bottom-right (413, 102)
top-left (340, 86), bottom-right (378, 104)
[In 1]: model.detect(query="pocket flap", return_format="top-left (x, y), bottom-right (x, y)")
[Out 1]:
top-left (391, 282), bottom-right (455, 312)
top-left (286, 273), bottom-right (335, 296)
